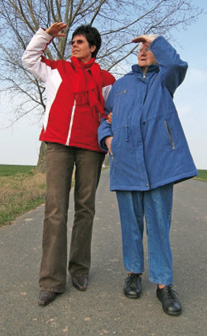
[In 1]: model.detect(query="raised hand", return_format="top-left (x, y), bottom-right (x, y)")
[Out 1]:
top-left (132, 35), bottom-right (156, 44)
top-left (46, 22), bottom-right (67, 38)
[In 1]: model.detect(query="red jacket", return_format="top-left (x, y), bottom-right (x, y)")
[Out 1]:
top-left (22, 28), bottom-right (115, 153)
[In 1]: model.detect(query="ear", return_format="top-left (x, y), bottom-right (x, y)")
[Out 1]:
top-left (90, 45), bottom-right (96, 53)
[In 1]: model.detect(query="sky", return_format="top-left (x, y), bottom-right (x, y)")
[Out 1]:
top-left (0, 0), bottom-right (207, 169)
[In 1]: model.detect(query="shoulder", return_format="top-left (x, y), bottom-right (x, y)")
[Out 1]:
top-left (41, 57), bottom-right (72, 69)
top-left (100, 69), bottom-right (116, 86)
top-left (112, 73), bottom-right (132, 87)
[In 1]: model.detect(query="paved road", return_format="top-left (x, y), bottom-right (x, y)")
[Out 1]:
top-left (0, 170), bottom-right (207, 336)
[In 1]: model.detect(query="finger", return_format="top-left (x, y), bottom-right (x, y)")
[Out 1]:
top-left (51, 22), bottom-right (67, 32)
top-left (57, 32), bottom-right (66, 37)
top-left (132, 36), bottom-right (146, 43)
top-left (53, 22), bottom-right (67, 28)
top-left (57, 23), bottom-right (67, 30)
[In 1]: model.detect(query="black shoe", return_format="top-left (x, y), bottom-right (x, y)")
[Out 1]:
top-left (156, 285), bottom-right (182, 316)
top-left (72, 277), bottom-right (88, 291)
top-left (38, 290), bottom-right (57, 306)
top-left (124, 274), bottom-right (142, 299)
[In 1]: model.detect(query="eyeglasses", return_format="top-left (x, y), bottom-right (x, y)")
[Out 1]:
top-left (138, 47), bottom-right (151, 54)
top-left (69, 39), bottom-right (85, 46)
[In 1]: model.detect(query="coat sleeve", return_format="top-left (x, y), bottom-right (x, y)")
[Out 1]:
top-left (101, 70), bottom-right (116, 102)
top-left (22, 28), bottom-right (55, 83)
top-left (98, 88), bottom-right (114, 152)
top-left (150, 36), bottom-right (188, 95)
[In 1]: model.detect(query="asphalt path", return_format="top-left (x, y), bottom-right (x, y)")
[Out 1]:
top-left (0, 169), bottom-right (207, 336)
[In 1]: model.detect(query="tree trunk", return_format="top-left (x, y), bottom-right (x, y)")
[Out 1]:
top-left (36, 142), bottom-right (47, 173)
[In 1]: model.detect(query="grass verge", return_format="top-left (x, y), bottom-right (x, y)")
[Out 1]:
top-left (0, 165), bottom-right (206, 228)
top-left (0, 165), bottom-right (46, 227)
top-left (194, 169), bottom-right (207, 182)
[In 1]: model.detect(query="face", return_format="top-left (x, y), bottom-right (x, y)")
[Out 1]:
top-left (138, 43), bottom-right (157, 69)
top-left (71, 34), bottom-right (96, 63)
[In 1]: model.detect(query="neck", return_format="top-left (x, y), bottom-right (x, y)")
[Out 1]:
top-left (78, 56), bottom-right (93, 64)
top-left (141, 66), bottom-right (148, 74)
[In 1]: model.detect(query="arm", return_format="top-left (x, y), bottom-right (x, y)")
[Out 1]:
top-left (98, 91), bottom-right (114, 153)
top-left (150, 36), bottom-right (188, 94)
top-left (132, 35), bottom-right (188, 95)
top-left (22, 22), bottom-right (67, 83)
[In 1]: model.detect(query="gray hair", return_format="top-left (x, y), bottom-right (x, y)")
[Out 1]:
top-left (137, 34), bottom-right (159, 52)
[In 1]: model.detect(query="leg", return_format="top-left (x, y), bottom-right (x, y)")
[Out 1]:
top-left (144, 184), bottom-right (182, 316)
top-left (39, 143), bottom-right (74, 293)
top-left (144, 184), bottom-right (174, 286)
top-left (116, 191), bottom-right (145, 273)
top-left (116, 191), bottom-right (144, 298)
top-left (68, 148), bottom-right (104, 277)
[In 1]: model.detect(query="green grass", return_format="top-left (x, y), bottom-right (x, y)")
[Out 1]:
top-left (194, 170), bottom-right (207, 182)
top-left (0, 165), bottom-right (46, 227)
top-left (0, 164), bottom-right (36, 176)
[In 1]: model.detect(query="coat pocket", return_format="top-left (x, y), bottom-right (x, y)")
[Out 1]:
top-left (164, 120), bottom-right (175, 150)
top-left (158, 117), bottom-right (177, 152)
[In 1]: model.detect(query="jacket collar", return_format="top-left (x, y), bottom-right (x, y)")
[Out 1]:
top-left (130, 63), bottom-right (159, 75)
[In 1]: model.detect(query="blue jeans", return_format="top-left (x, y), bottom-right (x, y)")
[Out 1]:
top-left (116, 184), bottom-right (174, 286)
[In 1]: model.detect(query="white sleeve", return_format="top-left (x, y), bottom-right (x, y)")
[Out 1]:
top-left (22, 28), bottom-right (54, 83)
top-left (102, 84), bottom-right (113, 102)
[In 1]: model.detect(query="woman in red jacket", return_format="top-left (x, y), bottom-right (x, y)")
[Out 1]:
top-left (22, 22), bottom-right (115, 306)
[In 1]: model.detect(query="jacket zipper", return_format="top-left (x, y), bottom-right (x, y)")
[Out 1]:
top-left (66, 99), bottom-right (76, 146)
top-left (164, 120), bottom-right (175, 150)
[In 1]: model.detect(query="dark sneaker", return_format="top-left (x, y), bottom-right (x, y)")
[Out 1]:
top-left (124, 274), bottom-right (142, 299)
top-left (156, 285), bottom-right (182, 316)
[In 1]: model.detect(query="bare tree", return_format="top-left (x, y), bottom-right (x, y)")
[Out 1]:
top-left (0, 0), bottom-right (203, 171)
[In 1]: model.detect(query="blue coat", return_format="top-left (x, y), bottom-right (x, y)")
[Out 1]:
top-left (98, 36), bottom-right (198, 191)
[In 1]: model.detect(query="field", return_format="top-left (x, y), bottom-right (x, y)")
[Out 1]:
top-left (0, 164), bottom-right (36, 176)
top-left (0, 164), bottom-right (206, 227)
top-left (0, 164), bottom-right (46, 227)
top-left (194, 169), bottom-right (207, 182)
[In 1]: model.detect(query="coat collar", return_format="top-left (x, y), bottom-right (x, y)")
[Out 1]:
top-left (129, 63), bottom-right (159, 75)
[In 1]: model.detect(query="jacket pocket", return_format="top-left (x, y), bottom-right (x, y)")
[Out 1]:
top-left (164, 120), bottom-right (175, 150)
top-left (111, 125), bottom-right (132, 160)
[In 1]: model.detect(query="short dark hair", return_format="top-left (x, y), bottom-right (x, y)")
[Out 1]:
top-left (72, 25), bottom-right (101, 58)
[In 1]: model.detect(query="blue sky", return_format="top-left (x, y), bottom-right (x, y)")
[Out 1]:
top-left (0, 0), bottom-right (207, 168)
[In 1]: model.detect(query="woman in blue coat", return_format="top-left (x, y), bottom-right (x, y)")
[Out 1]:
top-left (98, 34), bottom-right (198, 316)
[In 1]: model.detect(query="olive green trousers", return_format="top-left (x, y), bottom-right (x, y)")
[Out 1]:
top-left (39, 143), bottom-right (104, 292)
